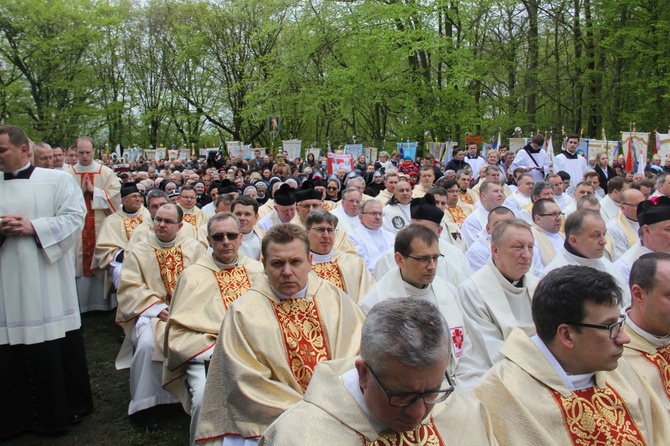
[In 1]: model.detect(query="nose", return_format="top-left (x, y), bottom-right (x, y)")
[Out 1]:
top-left (614, 330), bottom-right (630, 346)
top-left (403, 398), bottom-right (428, 422)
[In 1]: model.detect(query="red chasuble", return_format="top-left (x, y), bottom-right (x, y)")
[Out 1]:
top-left (642, 344), bottom-right (670, 401)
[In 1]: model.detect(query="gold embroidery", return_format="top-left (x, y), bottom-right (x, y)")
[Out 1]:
top-left (154, 246), bottom-right (184, 296)
top-left (446, 206), bottom-right (467, 226)
top-left (549, 385), bottom-right (645, 446)
top-left (642, 344), bottom-right (670, 401)
top-left (123, 216), bottom-right (143, 240)
top-left (362, 417), bottom-right (445, 446)
top-left (270, 298), bottom-right (331, 392)
top-left (182, 213), bottom-right (197, 229)
top-left (213, 267), bottom-right (252, 310)
top-left (459, 190), bottom-right (473, 205)
top-left (311, 261), bottom-right (345, 291)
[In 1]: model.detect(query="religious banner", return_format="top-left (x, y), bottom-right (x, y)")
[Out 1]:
top-left (621, 132), bottom-right (650, 173)
top-left (465, 134), bottom-right (483, 147)
top-left (282, 140), bottom-right (302, 161)
top-left (168, 149), bottom-right (179, 160)
top-left (585, 140), bottom-right (621, 163)
top-left (327, 152), bottom-right (354, 175)
top-left (656, 133), bottom-right (670, 163)
top-left (509, 138), bottom-right (530, 154)
top-left (254, 148), bottom-right (269, 158)
top-left (442, 140), bottom-right (458, 165)
top-left (179, 149), bottom-right (191, 160)
top-left (426, 142), bottom-right (447, 161)
top-left (226, 141), bottom-right (243, 159)
top-left (344, 144), bottom-right (364, 160)
top-left (306, 148), bottom-right (321, 161)
top-left (396, 141), bottom-right (418, 160)
top-left (268, 116), bottom-right (280, 133)
top-left (364, 147), bottom-right (378, 163)
top-left (155, 147), bottom-right (167, 161)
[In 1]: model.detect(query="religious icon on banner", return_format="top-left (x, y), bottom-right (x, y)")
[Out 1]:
top-left (327, 152), bottom-right (354, 175)
top-left (269, 116), bottom-right (280, 133)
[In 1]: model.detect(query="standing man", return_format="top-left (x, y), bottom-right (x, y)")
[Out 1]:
top-left (474, 265), bottom-right (670, 445)
top-left (512, 134), bottom-right (550, 182)
top-left (465, 141), bottom-right (486, 181)
top-left (67, 136), bottom-right (121, 312)
top-left (164, 213), bottom-right (263, 443)
top-left (116, 204), bottom-right (205, 423)
top-left (0, 125), bottom-right (93, 438)
top-left (195, 224), bottom-right (365, 445)
top-left (552, 134), bottom-right (588, 189)
top-left (32, 141), bottom-right (53, 168)
top-left (231, 195), bottom-right (263, 261)
top-left (52, 144), bottom-right (65, 169)
top-left (624, 252), bottom-right (670, 412)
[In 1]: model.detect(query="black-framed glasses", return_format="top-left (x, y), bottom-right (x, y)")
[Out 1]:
top-left (309, 227), bottom-right (335, 235)
top-left (154, 216), bottom-right (177, 225)
top-left (404, 254), bottom-right (444, 266)
top-left (210, 232), bottom-right (240, 241)
top-left (538, 212), bottom-right (564, 218)
top-left (568, 315), bottom-right (626, 339)
top-left (367, 364), bottom-right (454, 407)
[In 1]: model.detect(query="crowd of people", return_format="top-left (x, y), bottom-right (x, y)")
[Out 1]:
top-left (2, 123), bottom-right (670, 445)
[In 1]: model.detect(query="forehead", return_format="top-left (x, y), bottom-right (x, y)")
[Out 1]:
top-left (409, 237), bottom-right (439, 254)
top-left (265, 239), bottom-right (308, 260)
top-left (156, 206), bottom-right (177, 219)
top-left (364, 202), bottom-right (382, 212)
top-left (581, 215), bottom-right (606, 231)
top-left (233, 204), bottom-right (255, 214)
top-left (77, 141), bottom-right (93, 151)
top-left (181, 190), bottom-right (196, 196)
top-left (583, 300), bottom-right (619, 323)
top-left (210, 217), bottom-right (237, 232)
top-left (148, 198), bottom-right (168, 207)
top-left (397, 182), bottom-right (412, 191)
top-left (500, 226), bottom-right (533, 244)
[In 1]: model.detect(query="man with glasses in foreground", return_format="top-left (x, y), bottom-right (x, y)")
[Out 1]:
top-left (474, 265), bottom-right (670, 445)
top-left (163, 212), bottom-right (263, 444)
top-left (116, 203), bottom-right (205, 428)
top-left (259, 298), bottom-right (497, 445)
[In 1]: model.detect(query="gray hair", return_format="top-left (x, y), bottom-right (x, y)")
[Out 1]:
top-left (531, 181), bottom-right (552, 198)
top-left (146, 188), bottom-right (169, 203)
top-left (360, 199), bottom-right (381, 213)
top-left (361, 298), bottom-right (451, 370)
top-left (491, 218), bottom-right (531, 245)
top-left (207, 212), bottom-right (241, 236)
top-left (342, 187), bottom-right (362, 200)
top-left (346, 177), bottom-right (366, 188)
top-left (304, 209), bottom-right (339, 229)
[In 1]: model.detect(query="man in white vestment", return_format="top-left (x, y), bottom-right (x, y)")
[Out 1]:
top-left (257, 183), bottom-right (297, 231)
top-left (464, 141), bottom-right (486, 181)
top-left (473, 265), bottom-right (670, 445)
top-left (0, 125), bottom-right (93, 437)
top-left (615, 196), bottom-right (670, 284)
top-left (375, 194), bottom-right (469, 286)
top-left (52, 144), bottom-right (65, 169)
top-left (331, 187), bottom-right (363, 233)
top-left (362, 224), bottom-right (487, 389)
top-left (92, 182), bottom-right (151, 292)
top-left (607, 188), bottom-right (645, 261)
top-left (511, 134), bottom-right (550, 182)
top-left (231, 195), bottom-right (263, 261)
top-left (32, 141), bottom-right (53, 169)
top-left (564, 180), bottom-right (596, 216)
top-left (305, 210), bottom-right (375, 303)
top-left (501, 173), bottom-right (534, 214)
top-left (552, 134), bottom-right (587, 188)
top-left (382, 180), bottom-right (413, 234)
top-left (461, 180), bottom-right (506, 247)
top-left (547, 173), bottom-right (574, 211)
top-left (195, 224), bottom-right (364, 445)
top-left (116, 204), bottom-right (205, 424)
top-left (348, 200), bottom-right (395, 274)
top-left (599, 176), bottom-right (628, 222)
top-left (514, 181), bottom-right (555, 225)
top-left (542, 209), bottom-right (631, 307)
top-left (458, 219), bottom-right (539, 370)
top-left (530, 199), bottom-right (565, 275)
top-left (624, 253), bottom-right (670, 413)
top-left (651, 172), bottom-right (670, 198)
top-left (164, 213), bottom-right (263, 444)
top-left (260, 298), bottom-right (498, 445)
top-left (67, 136), bottom-right (121, 312)
top-left (466, 206), bottom-right (515, 274)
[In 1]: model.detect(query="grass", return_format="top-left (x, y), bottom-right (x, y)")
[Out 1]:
top-left (6, 311), bottom-right (190, 446)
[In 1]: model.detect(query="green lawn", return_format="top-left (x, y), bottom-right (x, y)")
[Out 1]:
top-left (6, 311), bottom-right (190, 446)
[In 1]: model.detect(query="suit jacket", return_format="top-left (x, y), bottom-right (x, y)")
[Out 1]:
top-left (594, 164), bottom-right (617, 191)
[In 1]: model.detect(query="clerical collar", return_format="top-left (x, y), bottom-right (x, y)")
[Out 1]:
top-left (242, 231), bottom-right (257, 241)
top-left (122, 206), bottom-right (141, 218)
top-left (342, 369), bottom-right (391, 433)
top-left (561, 150), bottom-right (579, 160)
top-left (531, 335), bottom-right (595, 391)
top-left (211, 254), bottom-right (238, 270)
top-left (4, 162), bottom-right (34, 180)
top-left (625, 311), bottom-right (670, 348)
top-left (491, 259), bottom-right (524, 288)
top-left (401, 277), bottom-right (431, 294)
top-left (12, 162), bottom-right (31, 175)
top-left (564, 240), bottom-right (587, 259)
top-left (155, 235), bottom-right (177, 248)
top-left (311, 250), bottom-right (333, 263)
top-left (467, 154), bottom-right (479, 159)
top-left (270, 283), bottom-right (308, 300)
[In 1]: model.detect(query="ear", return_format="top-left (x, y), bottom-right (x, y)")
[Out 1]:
top-left (394, 251), bottom-right (404, 268)
top-left (436, 224), bottom-right (443, 236)
top-left (355, 359), bottom-right (369, 391)
top-left (556, 324), bottom-right (576, 350)
top-left (533, 214), bottom-right (541, 226)
top-left (178, 222), bottom-right (183, 231)
top-left (631, 284), bottom-right (646, 306)
top-left (568, 234), bottom-right (577, 246)
top-left (207, 236), bottom-right (214, 249)
top-left (308, 252), bottom-right (313, 266)
top-left (490, 243), bottom-right (500, 259)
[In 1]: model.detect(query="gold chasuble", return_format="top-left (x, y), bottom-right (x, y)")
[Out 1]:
top-left (473, 328), bottom-right (670, 446)
top-left (115, 233), bottom-right (205, 367)
top-left (445, 206), bottom-right (468, 227)
top-left (311, 250), bottom-right (376, 303)
top-left (259, 358), bottom-right (498, 446)
top-left (179, 205), bottom-right (208, 231)
top-left (459, 190), bottom-right (474, 205)
top-left (195, 273), bottom-right (365, 445)
top-left (623, 325), bottom-right (670, 413)
top-left (164, 254), bottom-right (264, 411)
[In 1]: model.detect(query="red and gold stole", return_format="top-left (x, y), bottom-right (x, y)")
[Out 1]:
top-left (459, 190), bottom-right (473, 205)
top-left (123, 216), bottom-right (143, 239)
top-left (549, 385), bottom-right (646, 446)
top-left (361, 417), bottom-right (446, 446)
top-left (642, 344), bottom-right (670, 401)
top-left (213, 267), bottom-right (252, 309)
top-left (154, 246), bottom-right (184, 297)
top-left (76, 170), bottom-right (98, 276)
top-left (446, 206), bottom-right (467, 226)
top-left (311, 261), bottom-right (345, 291)
top-left (270, 298), bottom-right (331, 392)
top-left (182, 213), bottom-right (197, 229)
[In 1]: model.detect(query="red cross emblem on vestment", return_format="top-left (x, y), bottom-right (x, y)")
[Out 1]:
top-left (450, 326), bottom-right (464, 358)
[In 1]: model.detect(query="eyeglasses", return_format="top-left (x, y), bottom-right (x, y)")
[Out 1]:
top-left (309, 227), bottom-right (335, 235)
top-left (298, 203), bottom-right (322, 210)
top-left (404, 254), bottom-right (444, 266)
top-left (210, 232), bottom-right (240, 241)
top-left (367, 364), bottom-right (454, 407)
top-left (327, 186), bottom-right (339, 191)
top-left (154, 216), bottom-right (177, 225)
top-left (361, 211), bottom-right (384, 217)
top-left (180, 195), bottom-right (196, 200)
top-left (538, 212), bottom-right (564, 218)
top-left (568, 315), bottom-right (626, 339)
